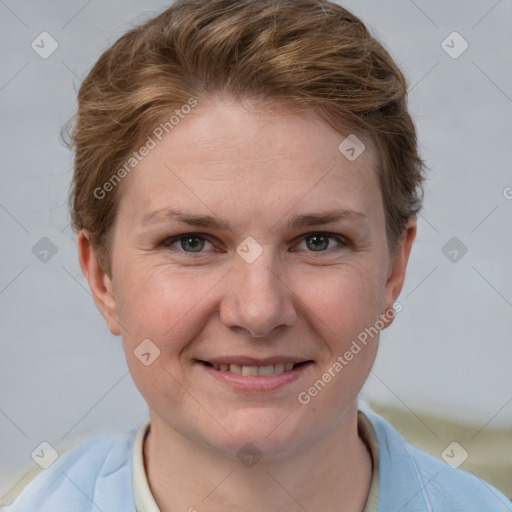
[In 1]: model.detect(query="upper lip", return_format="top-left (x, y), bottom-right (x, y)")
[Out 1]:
top-left (197, 356), bottom-right (313, 366)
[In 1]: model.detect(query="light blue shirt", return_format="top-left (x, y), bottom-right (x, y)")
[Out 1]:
top-left (5, 404), bottom-right (511, 511)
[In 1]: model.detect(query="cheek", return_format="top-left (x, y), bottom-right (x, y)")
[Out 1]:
top-left (301, 263), bottom-right (383, 384)
top-left (115, 255), bottom-right (385, 345)
top-left (114, 262), bottom-right (219, 347)
top-left (301, 262), bottom-right (384, 337)
top-left (297, 267), bottom-right (382, 398)
top-left (115, 266), bottom-right (211, 402)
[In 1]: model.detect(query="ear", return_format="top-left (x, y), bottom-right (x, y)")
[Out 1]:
top-left (381, 217), bottom-right (416, 327)
top-left (77, 230), bottom-right (121, 336)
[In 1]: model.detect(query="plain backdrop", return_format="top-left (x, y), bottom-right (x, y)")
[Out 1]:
top-left (1, 0), bottom-right (511, 496)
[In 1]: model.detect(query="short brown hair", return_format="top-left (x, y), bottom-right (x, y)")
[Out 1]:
top-left (66, 0), bottom-right (426, 274)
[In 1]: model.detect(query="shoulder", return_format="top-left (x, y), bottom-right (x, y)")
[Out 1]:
top-left (359, 402), bottom-right (512, 511)
top-left (3, 426), bottom-right (140, 512)
top-left (405, 442), bottom-right (511, 510)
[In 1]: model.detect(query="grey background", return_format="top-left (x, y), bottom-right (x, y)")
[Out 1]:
top-left (1, 0), bottom-right (511, 497)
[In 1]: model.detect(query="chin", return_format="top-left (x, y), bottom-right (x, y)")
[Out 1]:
top-left (208, 408), bottom-right (309, 459)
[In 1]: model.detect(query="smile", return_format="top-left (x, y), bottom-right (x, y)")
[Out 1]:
top-left (200, 361), bottom-right (309, 376)
top-left (196, 359), bottom-right (314, 392)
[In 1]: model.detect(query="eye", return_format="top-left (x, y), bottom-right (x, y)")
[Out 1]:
top-left (158, 231), bottom-right (349, 258)
top-left (160, 234), bottom-right (215, 255)
top-left (295, 232), bottom-right (348, 252)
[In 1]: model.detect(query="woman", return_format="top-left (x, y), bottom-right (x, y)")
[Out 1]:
top-left (5, 0), bottom-right (510, 510)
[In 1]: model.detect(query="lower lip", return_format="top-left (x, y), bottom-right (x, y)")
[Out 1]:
top-left (196, 361), bottom-right (314, 392)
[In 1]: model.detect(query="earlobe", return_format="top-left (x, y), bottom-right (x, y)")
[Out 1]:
top-left (77, 230), bottom-right (121, 336)
top-left (381, 218), bottom-right (417, 326)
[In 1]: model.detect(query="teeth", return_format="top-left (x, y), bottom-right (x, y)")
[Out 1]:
top-left (242, 366), bottom-right (259, 376)
top-left (208, 361), bottom-right (303, 376)
top-left (257, 365), bottom-right (274, 376)
top-left (273, 363), bottom-right (284, 374)
top-left (228, 364), bottom-right (242, 375)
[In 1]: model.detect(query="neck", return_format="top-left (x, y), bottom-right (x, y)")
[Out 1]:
top-left (144, 401), bottom-right (372, 512)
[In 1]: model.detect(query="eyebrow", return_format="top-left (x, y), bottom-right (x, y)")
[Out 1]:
top-left (140, 207), bottom-right (367, 230)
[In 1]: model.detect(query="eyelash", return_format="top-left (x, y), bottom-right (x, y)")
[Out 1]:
top-left (158, 232), bottom-right (350, 258)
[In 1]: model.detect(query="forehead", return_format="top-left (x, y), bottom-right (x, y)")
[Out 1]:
top-left (117, 98), bottom-right (382, 228)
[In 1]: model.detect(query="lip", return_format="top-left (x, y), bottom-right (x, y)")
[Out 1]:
top-left (197, 356), bottom-right (311, 366)
top-left (195, 360), bottom-right (314, 392)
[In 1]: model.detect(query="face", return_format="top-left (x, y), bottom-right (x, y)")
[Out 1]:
top-left (80, 97), bottom-right (415, 458)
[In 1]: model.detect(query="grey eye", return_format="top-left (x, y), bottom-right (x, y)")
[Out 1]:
top-left (305, 234), bottom-right (331, 251)
top-left (178, 236), bottom-right (206, 252)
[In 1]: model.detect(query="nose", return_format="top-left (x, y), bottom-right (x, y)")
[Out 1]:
top-left (219, 254), bottom-right (297, 338)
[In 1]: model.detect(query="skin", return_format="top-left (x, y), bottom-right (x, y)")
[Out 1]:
top-left (78, 96), bottom-right (416, 512)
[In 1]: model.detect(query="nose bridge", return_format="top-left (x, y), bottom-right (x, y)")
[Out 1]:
top-left (220, 246), bottom-right (297, 337)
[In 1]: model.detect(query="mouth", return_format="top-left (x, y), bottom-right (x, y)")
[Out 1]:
top-left (195, 358), bottom-right (315, 392)
top-left (197, 360), bottom-right (313, 377)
